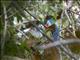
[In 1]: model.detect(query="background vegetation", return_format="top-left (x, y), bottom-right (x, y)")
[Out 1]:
top-left (0, 0), bottom-right (80, 60)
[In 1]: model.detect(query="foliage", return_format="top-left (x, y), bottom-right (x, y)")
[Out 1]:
top-left (0, 0), bottom-right (80, 60)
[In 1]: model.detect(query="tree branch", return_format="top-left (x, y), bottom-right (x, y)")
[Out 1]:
top-left (37, 39), bottom-right (80, 49)
top-left (1, 3), bottom-right (8, 59)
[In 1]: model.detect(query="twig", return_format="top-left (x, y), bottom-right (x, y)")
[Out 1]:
top-left (68, 10), bottom-right (80, 16)
top-left (65, 9), bottom-right (72, 24)
top-left (16, 29), bottom-right (29, 39)
top-left (0, 8), bottom-right (11, 18)
top-left (60, 44), bottom-right (77, 60)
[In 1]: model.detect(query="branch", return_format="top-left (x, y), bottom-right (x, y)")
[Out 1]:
top-left (16, 29), bottom-right (29, 39)
top-left (37, 39), bottom-right (80, 49)
top-left (0, 8), bottom-right (11, 18)
top-left (3, 56), bottom-right (26, 60)
top-left (65, 10), bottom-right (72, 24)
top-left (1, 3), bottom-right (18, 59)
top-left (0, 0), bottom-right (12, 18)
top-left (60, 44), bottom-right (77, 60)
top-left (1, 3), bottom-right (8, 59)
top-left (68, 10), bottom-right (80, 16)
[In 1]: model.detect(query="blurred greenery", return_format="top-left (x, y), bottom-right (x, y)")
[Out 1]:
top-left (0, 0), bottom-right (80, 60)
